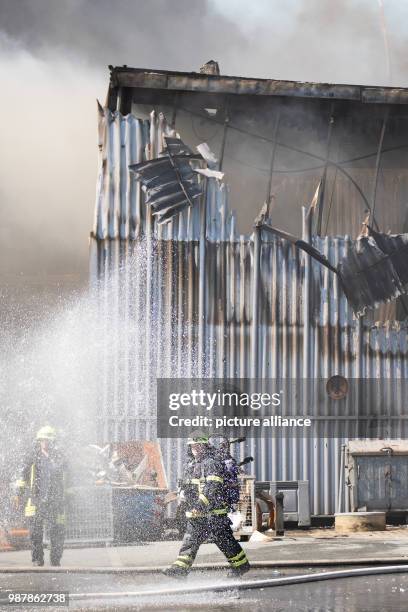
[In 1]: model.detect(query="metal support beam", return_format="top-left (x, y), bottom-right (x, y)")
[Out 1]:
top-left (171, 93), bottom-right (179, 129)
top-left (265, 109), bottom-right (281, 205)
top-left (218, 101), bottom-right (230, 172)
top-left (371, 106), bottom-right (390, 226)
top-left (250, 226), bottom-right (261, 378)
top-left (198, 182), bottom-right (208, 375)
top-left (316, 103), bottom-right (335, 235)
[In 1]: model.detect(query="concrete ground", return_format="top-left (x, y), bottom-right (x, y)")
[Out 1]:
top-left (1, 526), bottom-right (408, 569)
top-left (1, 529), bottom-right (408, 610)
top-left (1, 567), bottom-right (408, 612)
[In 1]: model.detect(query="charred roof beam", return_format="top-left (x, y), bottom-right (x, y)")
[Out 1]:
top-left (108, 65), bottom-right (408, 106)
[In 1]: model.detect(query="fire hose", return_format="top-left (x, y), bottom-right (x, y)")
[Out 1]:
top-left (66, 564), bottom-right (408, 601)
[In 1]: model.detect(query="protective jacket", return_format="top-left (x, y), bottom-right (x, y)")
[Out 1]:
top-left (16, 447), bottom-right (66, 520)
top-left (181, 450), bottom-right (229, 518)
top-left (170, 447), bottom-right (250, 574)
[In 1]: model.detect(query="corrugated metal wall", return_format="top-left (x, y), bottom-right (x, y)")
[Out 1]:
top-left (90, 108), bottom-right (408, 515)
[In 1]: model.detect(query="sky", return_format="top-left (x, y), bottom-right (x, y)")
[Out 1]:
top-left (0, 0), bottom-right (407, 287)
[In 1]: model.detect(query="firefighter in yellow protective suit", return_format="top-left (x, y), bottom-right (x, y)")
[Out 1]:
top-left (163, 433), bottom-right (250, 578)
top-left (15, 426), bottom-right (67, 567)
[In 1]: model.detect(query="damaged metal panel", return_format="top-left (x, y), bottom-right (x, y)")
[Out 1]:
top-left (129, 137), bottom-right (203, 224)
top-left (91, 109), bottom-right (408, 516)
top-left (369, 227), bottom-right (408, 286)
top-left (339, 227), bottom-right (408, 316)
top-left (128, 138), bottom-right (224, 224)
top-left (258, 218), bottom-right (408, 317)
top-left (93, 108), bottom-right (236, 241)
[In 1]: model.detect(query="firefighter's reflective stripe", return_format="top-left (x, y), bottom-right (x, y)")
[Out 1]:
top-left (25, 465), bottom-right (37, 516)
top-left (232, 555), bottom-right (249, 567)
top-left (190, 478), bottom-right (205, 494)
top-left (186, 506), bottom-right (228, 517)
top-left (199, 493), bottom-right (210, 506)
top-left (187, 476), bottom-right (223, 484)
top-left (229, 549), bottom-right (246, 562)
top-left (228, 549), bottom-right (248, 567)
top-left (173, 554), bottom-right (192, 568)
top-left (173, 559), bottom-right (190, 568)
top-left (56, 513), bottom-right (65, 525)
top-left (25, 498), bottom-right (36, 517)
top-left (185, 511), bottom-right (206, 518)
top-left (186, 477), bottom-right (207, 496)
top-left (206, 475), bottom-right (224, 483)
top-left (30, 465), bottom-right (35, 488)
top-left (15, 480), bottom-right (26, 488)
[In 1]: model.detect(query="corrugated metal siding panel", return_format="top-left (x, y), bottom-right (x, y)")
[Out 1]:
top-left (91, 109), bottom-right (408, 515)
top-left (93, 108), bottom-right (237, 243)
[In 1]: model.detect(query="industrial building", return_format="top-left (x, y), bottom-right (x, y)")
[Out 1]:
top-left (90, 63), bottom-right (408, 516)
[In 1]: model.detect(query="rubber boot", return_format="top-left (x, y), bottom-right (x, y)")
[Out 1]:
top-left (162, 565), bottom-right (189, 578)
top-left (226, 562), bottom-right (250, 578)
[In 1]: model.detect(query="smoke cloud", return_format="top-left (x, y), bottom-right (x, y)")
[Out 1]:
top-left (0, 0), bottom-right (407, 302)
top-left (1, 0), bottom-right (407, 83)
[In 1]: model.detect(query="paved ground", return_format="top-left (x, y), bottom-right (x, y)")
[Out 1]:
top-left (1, 526), bottom-right (408, 569)
top-left (1, 528), bottom-right (408, 610)
top-left (1, 568), bottom-right (407, 611)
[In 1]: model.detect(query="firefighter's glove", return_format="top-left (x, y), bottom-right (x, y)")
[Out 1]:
top-left (189, 508), bottom-right (201, 518)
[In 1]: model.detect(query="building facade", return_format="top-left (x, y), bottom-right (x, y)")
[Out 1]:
top-left (90, 67), bottom-right (408, 515)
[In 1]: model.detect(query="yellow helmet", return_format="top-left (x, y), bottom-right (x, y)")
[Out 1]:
top-left (36, 425), bottom-right (57, 441)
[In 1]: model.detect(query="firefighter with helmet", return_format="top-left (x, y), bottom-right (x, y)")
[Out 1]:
top-left (163, 431), bottom-right (250, 578)
top-left (15, 426), bottom-right (67, 567)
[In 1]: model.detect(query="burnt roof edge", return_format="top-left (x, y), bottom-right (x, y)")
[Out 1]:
top-left (109, 66), bottom-right (408, 105)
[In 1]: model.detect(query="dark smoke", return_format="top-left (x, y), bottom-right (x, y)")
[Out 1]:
top-left (1, 0), bottom-right (407, 84)
top-left (0, 0), bottom-right (407, 312)
top-left (0, 0), bottom-right (248, 71)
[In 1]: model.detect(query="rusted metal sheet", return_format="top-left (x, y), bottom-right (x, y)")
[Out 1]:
top-left (109, 66), bottom-right (408, 105)
top-left (91, 108), bottom-right (408, 516)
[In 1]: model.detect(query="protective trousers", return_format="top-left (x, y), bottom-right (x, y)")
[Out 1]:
top-left (173, 516), bottom-right (249, 572)
top-left (29, 507), bottom-right (65, 565)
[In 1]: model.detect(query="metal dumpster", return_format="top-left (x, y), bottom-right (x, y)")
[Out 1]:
top-left (62, 440), bottom-right (169, 545)
top-left (346, 440), bottom-right (408, 512)
top-left (112, 486), bottom-right (168, 542)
